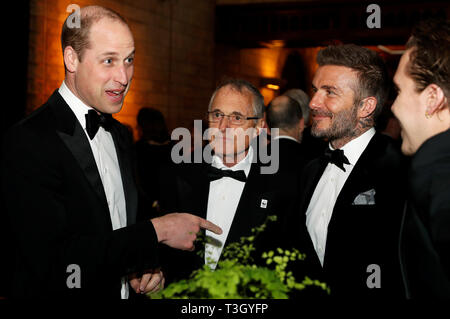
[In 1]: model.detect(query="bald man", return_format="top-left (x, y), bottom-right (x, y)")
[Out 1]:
top-left (267, 94), bottom-right (306, 175)
top-left (1, 6), bottom-right (220, 299)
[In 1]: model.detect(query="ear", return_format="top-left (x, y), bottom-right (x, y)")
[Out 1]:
top-left (256, 116), bottom-right (266, 129)
top-left (63, 46), bottom-right (79, 73)
top-left (424, 84), bottom-right (447, 116)
top-left (358, 96), bottom-right (377, 118)
top-left (299, 118), bottom-right (305, 132)
top-left (254, 116), bottom-right (266, 138)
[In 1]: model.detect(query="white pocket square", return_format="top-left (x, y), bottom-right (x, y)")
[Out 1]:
top-left (352, 189), bottom-right (376, 205)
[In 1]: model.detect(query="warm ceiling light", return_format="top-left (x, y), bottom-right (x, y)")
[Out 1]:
top-left (259, 40), bottom-right (286, 49)
top-left (266, 84), bottom-right (280, 90)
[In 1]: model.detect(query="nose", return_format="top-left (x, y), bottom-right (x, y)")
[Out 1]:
top-left (114, 64), bottom-right (128, 86)
top-left (218, 115), bottom-right (231, 131)
top-left (309, 91), bottom-right (323, 111)
top-left (391, 98), bottom-right (398, 115)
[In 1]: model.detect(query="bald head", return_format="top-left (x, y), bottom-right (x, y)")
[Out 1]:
top-left (267, 95), bottom-right (304, 141)
top-left (61, 5), bottom-right (129, 63)
top-left (283, 89), bottom-right (310, 124)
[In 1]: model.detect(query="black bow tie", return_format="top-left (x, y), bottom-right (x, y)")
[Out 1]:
top-left (207, 165), bottom-right (247, 182)
top-left (324, 148), bottom-right (350, 172)
top-left (85, 109), bottom-right (112, 140)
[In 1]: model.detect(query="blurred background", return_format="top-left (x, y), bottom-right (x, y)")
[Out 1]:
top-left (3, 0), bottom-right (449, 139)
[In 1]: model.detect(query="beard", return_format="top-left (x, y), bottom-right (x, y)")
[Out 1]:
top-left (311, 103), bottom-right (359, 141)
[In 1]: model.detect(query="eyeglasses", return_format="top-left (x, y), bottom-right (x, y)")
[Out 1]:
top-left (206, 111), bottom-right (260, 126)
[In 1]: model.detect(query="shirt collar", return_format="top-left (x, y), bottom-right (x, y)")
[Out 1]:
top-left (273, 135), bottom-right (300, 143)
top-left (212, 146), bottom-right (253, 177)
top-left (329, 127), bottom-right (376, 166)
top-left (58, 80), bottom-right (95, 130)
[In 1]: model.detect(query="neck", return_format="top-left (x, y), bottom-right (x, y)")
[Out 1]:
top-left (64, 78), bottom-right (100, 114)
top-left (331, 125), bottom-right (372, 149)
top-left (278, 129), bottom-right (300, 142)
top-left (64, 78), bottom-right (78, 101)
top-left (220, 149), bottom-right (248, 167)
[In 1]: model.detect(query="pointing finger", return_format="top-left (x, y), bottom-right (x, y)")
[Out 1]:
top-left (199, 218), bottom-right (222, 235)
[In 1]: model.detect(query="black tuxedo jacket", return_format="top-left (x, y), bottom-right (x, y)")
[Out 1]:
top-left (286, 132), bottom-right (407, 298)
top-left (274, 137), bottom-right (307, 193)
top-left (399, 129), bottom-right (450, 298)
top-left (1, 91), bottom-right (159, 298)
top-left (159, 141), bottom-right (292, 282)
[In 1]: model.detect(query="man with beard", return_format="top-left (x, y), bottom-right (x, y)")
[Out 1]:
top-left (286, 44), bottom-right (406, 298)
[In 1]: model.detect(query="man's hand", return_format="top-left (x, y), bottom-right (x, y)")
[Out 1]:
top-left (129, 269), bottom-right (165, 295)
top-left (151, 213), bottom-right (222, 250)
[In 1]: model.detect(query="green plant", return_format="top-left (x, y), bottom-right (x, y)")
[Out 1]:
top-left (150, 216), bottom-right (329, 299)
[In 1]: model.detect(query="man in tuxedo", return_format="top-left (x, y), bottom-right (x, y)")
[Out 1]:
top-left (392, 19), bottom-right (450, 298)
top-left (287, 44), bottom-right (406, 298)
top-left (266, 94), bottom-right (307, 191)
top-left (1, 5), bottom-right (221, 299)
top-left (160, 79), bottom-right (287, 281)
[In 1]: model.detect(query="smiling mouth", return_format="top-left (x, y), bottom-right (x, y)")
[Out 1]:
top-left (313, 115), bottom-right (330, 119)
top-left (313, 114), bottom-right (332, 122)
top-left (311, 109), bottom-right (332, 119)
top-left (105, 89), bottom-right (125, 102)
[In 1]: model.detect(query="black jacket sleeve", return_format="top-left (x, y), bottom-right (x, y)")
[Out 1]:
top-left (2, 122), bottom-right (159, 298)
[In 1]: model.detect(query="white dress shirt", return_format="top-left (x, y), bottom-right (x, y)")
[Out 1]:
top-left (305, 128), bottom-right (376, 266)
top-left (274, 135), bottom-right (300, 143)
top-left (205, 147), bottom-right (253, 270)
top-left (59, 81), bottom-right (129, 299)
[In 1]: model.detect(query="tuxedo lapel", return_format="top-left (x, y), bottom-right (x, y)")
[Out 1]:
top-left (323, 134), bottom-right (378, 269)
top-left (334, 155), bottom-right (373, 210)
top-left (197, 163), bottom-right (211, 219)
top-left (165, 161), bottom-right (210, 217)
top-left (294, 158), bottom-right (329, 269)
top-left (226, 158), bottom-right (274, 244)
top-left (226, 161), bottom-right (259, 243)
top-left (300, 159), bottom-right (329, 216)
top-left (50, 91), bottom-right (110, 216)
top-left (332, 134), bottom-right (380, 213)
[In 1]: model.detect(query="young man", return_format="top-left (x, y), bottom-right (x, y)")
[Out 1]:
top-left (392, 19), bottom-right (450, 298)
top-left (1, 6), bottom-right (221, 299)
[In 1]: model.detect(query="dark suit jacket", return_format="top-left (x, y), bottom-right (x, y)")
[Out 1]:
top-left (159, 140), bottom-right (292, 282)
top-left (285, 132), bottom-right (407, 298)
top-left (399, 129), bottom-right (450, 298)
top-left (301, 126), bottom-right (328, 162)
top-left (1, 91), bottom-right (159, 298)
top-left (273, 137), bottom-right (307, 193)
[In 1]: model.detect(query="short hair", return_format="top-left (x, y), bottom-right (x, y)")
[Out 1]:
top-left (61, 6), bottom-right (128, 62)
top-left (406, 19), bottom-right (450, 100)
top-left (283, 89), bottom-right (310, 124)
top-left (316, 44), bottom-right (389, 120)
top-left (208, 78), bottom-right (265, 119)
top-left (266, 96), bottom-right (303, 130)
